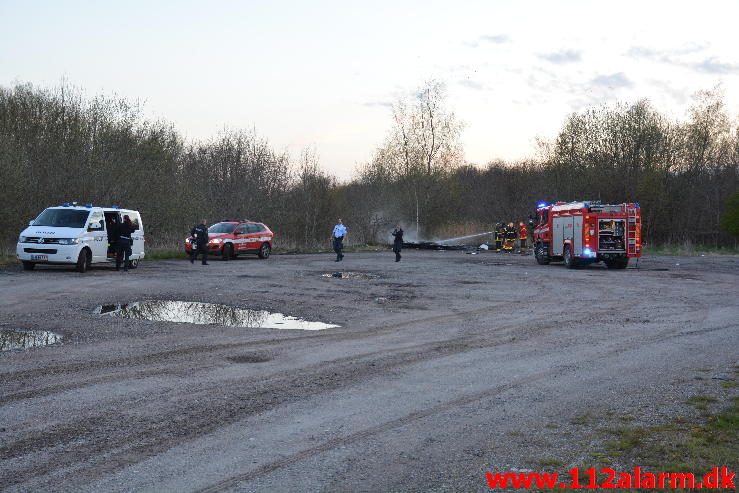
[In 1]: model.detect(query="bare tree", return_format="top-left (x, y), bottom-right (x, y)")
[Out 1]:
top-left (374, 80), bottom-right (464, 236)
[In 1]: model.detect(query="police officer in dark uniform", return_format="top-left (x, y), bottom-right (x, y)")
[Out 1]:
top-left (391, 224), bottom-right (404, 262)
top-left (115, 215), bottom-right (135, 271)
top-left (190, 219), bottom-right (209, 265)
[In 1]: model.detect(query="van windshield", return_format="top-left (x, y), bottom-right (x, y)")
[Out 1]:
top-left (208, 222), bottom-right (237, 234)
top-left (33, 209), bottom-right (90, 228)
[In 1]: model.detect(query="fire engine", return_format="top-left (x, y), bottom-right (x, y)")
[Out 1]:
top-left (532, 201), bottom-right (641, 269)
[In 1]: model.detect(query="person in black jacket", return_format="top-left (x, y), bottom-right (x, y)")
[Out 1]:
top-left (115, 215), bottom-right (135, 272)
top-left (190, 219), bottom-right (209, 265)
top-left (391, 225), bottom-right (404, 262)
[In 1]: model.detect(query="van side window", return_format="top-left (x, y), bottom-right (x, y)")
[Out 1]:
top-left (130, 212), bottom-right (142, 231)
top-left (88, 211), bottom-right (104, 231)
top-left (247, 224), bottom-right (260, 233)
top-left (235, 225), bottom-right (248, 235)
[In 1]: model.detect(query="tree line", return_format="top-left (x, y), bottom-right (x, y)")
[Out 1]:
top-left (0, 81), bottom-right (737, 252)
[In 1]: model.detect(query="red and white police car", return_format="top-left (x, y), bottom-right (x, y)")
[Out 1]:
top-left (185, 220), bottom-right (274, 260)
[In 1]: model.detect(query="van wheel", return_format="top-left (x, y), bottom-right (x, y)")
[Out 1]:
top-left (563, 245), bottom-right (577, 269)
top-left (128, 259), bottom-right (139, 269)
top-left (223, 243), bottom-right (234, 260)
top-left (76, 249), bottom-right (91, 273)
top-left (258, 243), bottom-right (271, 259)
top-left (535, 243), bottom-right (550, 265)
top-left (22, 261), bottom-right (35, 271)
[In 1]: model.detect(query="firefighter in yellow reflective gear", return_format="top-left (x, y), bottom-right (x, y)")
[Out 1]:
top-left (494, 222), bottom-right (504, 252)
top-left (503, 222), bottom-right (516, 252)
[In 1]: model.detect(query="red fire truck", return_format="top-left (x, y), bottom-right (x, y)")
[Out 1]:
top-left (532, 201), bottom-right (641, 269)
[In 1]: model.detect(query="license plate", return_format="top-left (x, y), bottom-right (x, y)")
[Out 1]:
top-left (31, 254), bottom-right (48, 261)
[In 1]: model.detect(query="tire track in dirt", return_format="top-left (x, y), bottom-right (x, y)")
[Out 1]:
top-left (3, 294), bottom-right (702, 490)
top-left (7, 298), bottom-right (703, 492)
top-left (194, 322), bottom-right (732, 493)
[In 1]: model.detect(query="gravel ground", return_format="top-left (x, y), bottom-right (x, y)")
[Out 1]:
top-left (1, 250), bottom-right (737, 492)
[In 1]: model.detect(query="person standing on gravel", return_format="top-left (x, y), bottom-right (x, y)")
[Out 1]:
top-left (494, 222), bottom-right (504, 252)
top-left (115, 215), bottom-right (135, 272)
top-left (391, 224), bottom-right (404, 262)
top-left (331, 219), bottom-right (347, 262)
top-left (190, 219), bottom-right (209, 265)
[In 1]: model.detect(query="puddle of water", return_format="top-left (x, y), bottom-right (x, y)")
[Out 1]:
top-left (1, 330), bottom-right (62, 351)
top-left (322, 271), bottom-right (379, 280)
top-left (94, 301), bottom-right (339, 330)
top-left (227, 353), bottom-right (272, 363)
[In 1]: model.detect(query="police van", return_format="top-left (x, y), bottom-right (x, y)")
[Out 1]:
top-left (17, 203), bottom-right (145, 272)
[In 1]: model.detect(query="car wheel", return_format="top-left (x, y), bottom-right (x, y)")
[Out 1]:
top-left (223, 243), bottom-right (233, 260)
top-left (76, 248), bottom-right (91, 273)
top-left (563, 245), bottom-right (576, 269)
top-left (258, 243), bottom-right (271, 259)
top-left (22, 261), bottom-right (35, 271)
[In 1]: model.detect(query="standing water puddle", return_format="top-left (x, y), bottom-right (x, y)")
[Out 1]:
top-left (94, 301), bottom-right (339, 330)
top-left (1, 330), bottom-right (63, 351)
top-left (322, 271), bottom-right (379, 280)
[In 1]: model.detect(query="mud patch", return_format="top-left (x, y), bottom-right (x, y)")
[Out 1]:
top-left (322, 271), bottom-right (379, 280)
top-left (94, 301), bottom-right (339, 330)
top-left (227, 352), bottom-right (273, 363)
top-left (1, 330), bottom-right (62, 351)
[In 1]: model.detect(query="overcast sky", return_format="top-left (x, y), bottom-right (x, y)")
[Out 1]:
top-left (1, 0), bottom-right (737, 179)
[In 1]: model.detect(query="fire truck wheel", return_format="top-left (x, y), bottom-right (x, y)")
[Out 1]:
top-left (535, 243), bottom-right (550, 265)
top-left (563, 245), bottom-right (577, 269)
top-left (222, 243), bottom-right (233, 260)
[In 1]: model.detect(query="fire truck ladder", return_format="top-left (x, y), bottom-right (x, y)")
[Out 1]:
top-left (626, 204), bottom-right (640, 255)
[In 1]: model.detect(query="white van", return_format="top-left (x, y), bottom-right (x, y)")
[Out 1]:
top-left (17, 203), bottom-right (145, 272)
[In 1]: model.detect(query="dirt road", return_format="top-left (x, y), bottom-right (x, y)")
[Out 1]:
top-left (1, 251), bottom-right (737, 492)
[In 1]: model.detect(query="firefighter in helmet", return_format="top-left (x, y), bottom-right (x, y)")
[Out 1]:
top-left (494, 222), bottom-right (504, 252)
top-left (518, 221), bottom-right (528, 254)
top-left (503, 222), bottom-right (516, 252)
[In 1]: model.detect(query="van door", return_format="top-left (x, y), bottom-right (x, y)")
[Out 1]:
top-left (104, 211), bottom-right (121, 260)
top-left (129, 211), bottom-right (145, 259)
top-left (86, 210), bottom-right (108, 262)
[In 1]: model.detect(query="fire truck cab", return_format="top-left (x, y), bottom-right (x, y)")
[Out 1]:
top-left (533, 201), bottom-right (641, 269)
